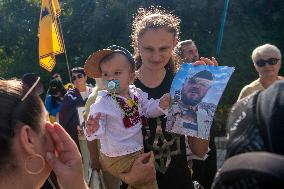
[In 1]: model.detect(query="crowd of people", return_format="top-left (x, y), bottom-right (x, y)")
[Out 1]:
top-left (0, 6), bottom-right (283, 189)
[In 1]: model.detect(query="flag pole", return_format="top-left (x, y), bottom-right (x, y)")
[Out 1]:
top-left (216, 0), bottom-right (229, 58)
top-left (57, 18), bottom-right (72, 83)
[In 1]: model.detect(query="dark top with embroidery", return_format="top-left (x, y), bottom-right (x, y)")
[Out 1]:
top-left (59, 88), bottom-right (88, 147)
top-left (134, 70), bottom-right (193, 189)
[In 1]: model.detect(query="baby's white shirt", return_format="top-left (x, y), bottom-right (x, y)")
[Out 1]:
top-left (85, 85), bottom-right (166, 157)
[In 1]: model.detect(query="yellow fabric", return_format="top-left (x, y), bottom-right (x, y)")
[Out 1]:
top-left (53, 0), bottom-right (61, 17)
top-left (64, 83), bottom-right (75, 90)
top-left (39, 56), bottom-right (56, 72)
top-left (38, 0), bottom-right (64, 72)
top-left (84, 87), bottom-right (99, 120)
top-left (237, 77), bottom-right (284, 101)
top-left (237, 79), bottom-right (264, 101)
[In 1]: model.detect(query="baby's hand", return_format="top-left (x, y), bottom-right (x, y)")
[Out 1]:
top-left (86, 113), bottom-right (101, 136)
top-left (159, 93), bottom-right (171, 110)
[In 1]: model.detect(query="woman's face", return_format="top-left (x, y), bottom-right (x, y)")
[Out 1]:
top-left (72, 72), bottom-right (87, 89)
top-left (138, 28), bottom-right (177, 71)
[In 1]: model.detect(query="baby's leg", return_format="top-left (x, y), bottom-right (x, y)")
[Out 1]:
top-left (100, 151), bottom-right (158, 189)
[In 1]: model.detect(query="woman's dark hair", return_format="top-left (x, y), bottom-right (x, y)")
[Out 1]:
top-left (48, 78), bottom-right (66, 107)
top-left (71, 67), bottom-right (86, 76)
top-left (0, 79), bottom-right (44, 173)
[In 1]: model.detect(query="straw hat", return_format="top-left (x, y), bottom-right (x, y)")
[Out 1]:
top-left (84, 45), bottom-right (135, 79)
top-left (84, 49), bottom-right (113, 79)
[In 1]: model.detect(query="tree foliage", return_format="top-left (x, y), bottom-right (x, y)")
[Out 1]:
top-left (0, 0), bottom-right (283, 106)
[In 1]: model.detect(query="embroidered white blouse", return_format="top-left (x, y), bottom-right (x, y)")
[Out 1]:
top-left (85, 85), bottom-right (167, 157)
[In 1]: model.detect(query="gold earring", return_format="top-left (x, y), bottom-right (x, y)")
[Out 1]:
top-left (25, 154), bottom-right (45, 175)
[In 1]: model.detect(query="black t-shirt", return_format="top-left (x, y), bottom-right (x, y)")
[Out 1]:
top-left (134, 70), bottom-right (193, 189)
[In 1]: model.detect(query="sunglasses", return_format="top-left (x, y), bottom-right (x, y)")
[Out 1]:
top-left (255, 58), bottom-right (279, 67)
top-left (72, 73), bottom-right (84, 81)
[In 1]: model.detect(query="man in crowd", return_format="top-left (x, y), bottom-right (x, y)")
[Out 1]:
top-left (174, 39), bottom-right (218, 66)
top-left (238, 43), bottom-right (282, 101)
top-left (174, 40), bottom-right (217, 189)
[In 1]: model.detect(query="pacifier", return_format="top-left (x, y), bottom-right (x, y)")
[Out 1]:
top-left (105, 79), bottom-right (120, 92)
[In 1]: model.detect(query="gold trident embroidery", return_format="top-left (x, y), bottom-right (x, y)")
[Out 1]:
top-left (144, 118), bottom-right (181, 174)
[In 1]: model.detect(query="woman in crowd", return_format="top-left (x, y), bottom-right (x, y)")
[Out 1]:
top-left (0, 79), bottom-right (88, 189)
top-left (130, 7), bottom-right (213, 189)
top-left (86, 7), bottom-right (216, 188)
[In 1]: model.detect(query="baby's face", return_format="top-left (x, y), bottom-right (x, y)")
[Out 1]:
top-left (100, 53), bottom-right (134, 96)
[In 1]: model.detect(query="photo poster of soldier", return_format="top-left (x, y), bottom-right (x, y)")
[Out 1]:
top-left (166, 64), bottom-right (235, 139)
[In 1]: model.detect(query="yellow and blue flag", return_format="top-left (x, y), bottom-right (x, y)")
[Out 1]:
top-left (38, 0), bottom-right (64, 72)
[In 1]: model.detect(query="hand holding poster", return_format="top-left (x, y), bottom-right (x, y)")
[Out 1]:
top-left (166, 64), bottom-right (234, 139)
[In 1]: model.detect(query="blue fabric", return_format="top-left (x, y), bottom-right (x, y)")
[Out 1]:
top-left (45, 95), bottom-right (62, 117)
top-left (59, 88), bottom-right (87, 147)
top-left (183, 121), bottom-right (198, 131)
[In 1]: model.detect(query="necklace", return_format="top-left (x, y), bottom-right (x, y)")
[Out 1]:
top-left (108, 92), bottom-right (143, 128)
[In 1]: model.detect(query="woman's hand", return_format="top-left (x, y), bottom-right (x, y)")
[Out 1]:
top-left (46, 122), bottom-right (88, 189)
top-left (193, 57), bottom-right (218, 66)
top-left (121, 152), bottom-right (156, 185)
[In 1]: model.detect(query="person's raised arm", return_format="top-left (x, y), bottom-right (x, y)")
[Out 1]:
top-left (189, 56), bottom-right (216, 157)
top-left (46, 122), bottom-right (89, 189)
top-left (188, 136), bottom-right (209, 158)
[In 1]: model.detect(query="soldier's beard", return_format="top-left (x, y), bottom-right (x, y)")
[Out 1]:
top-left (181, 92), bottom-right (201, 106)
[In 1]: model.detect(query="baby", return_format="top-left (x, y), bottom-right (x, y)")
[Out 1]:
top-left (83, 45), bottom-right (170, 189)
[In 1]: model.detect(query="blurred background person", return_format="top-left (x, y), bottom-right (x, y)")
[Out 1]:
top-left (0, 79), bottom-right (88, 189)
top-left (211, 80), bottom-right (284, 189)
top-left (59, 67), bottom-right (93, 183)
top-left (174, 39), bottom-right (218, 67)
top-left (226, 80), bottom-right (284, 158)
top-left (45, 78), bottom-right (66, 123)
top-left (237, 43), bottom-right (282, 101)
top-left (211, 152), bottom-right (284, 189)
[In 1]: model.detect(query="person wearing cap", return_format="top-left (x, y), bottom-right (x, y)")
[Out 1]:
top-left (172, 70), bottom-right (216, 139)
top-left (45, 78), bottom-right (66, 123)
top-left (50, 72), bottom-right (75, 91)
top-left (237, 43), bottom-right (283, 101)
top-left (84, 45), bottom-right (171, 189)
